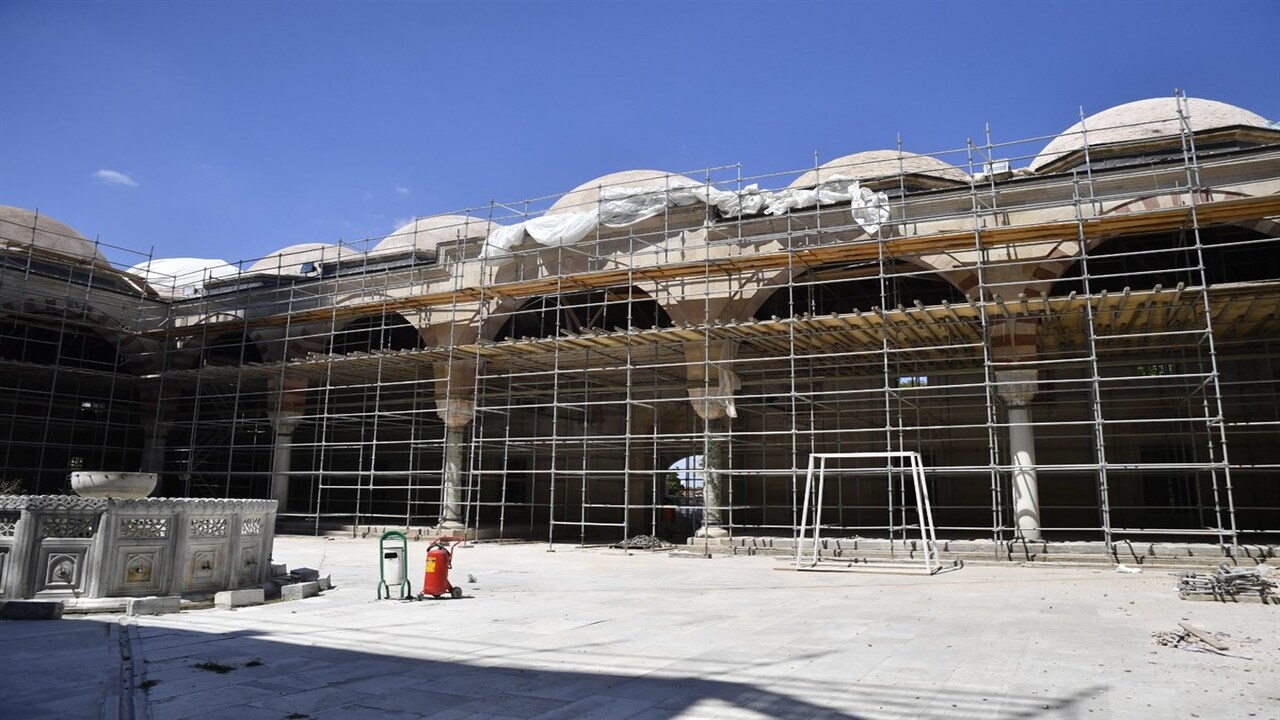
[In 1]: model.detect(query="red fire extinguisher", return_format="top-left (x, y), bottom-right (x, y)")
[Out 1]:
top-left (420, 536), bottom-right (465, 599)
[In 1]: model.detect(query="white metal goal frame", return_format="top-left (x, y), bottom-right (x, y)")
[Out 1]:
top-left (796, 452), bottom-right (941, 574)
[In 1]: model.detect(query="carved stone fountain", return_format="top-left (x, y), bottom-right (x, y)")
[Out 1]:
top-left (0, 472), bottom-right (276, 609)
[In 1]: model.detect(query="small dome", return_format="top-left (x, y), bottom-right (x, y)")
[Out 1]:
top-left (247, 243), bottom-right (339, 275)
top-left (1031, 97), bottom-right (1273, 172)
top-left (372, 215), bottom-right (497, 255)
top-left (127, 257), bottom-right (237, 298)
top-left (0, 205), bottom-right (110, 265)
top-left (546, 170), bottom-right (700, 216)
top-left (790, 151), bottom-right (969, 188)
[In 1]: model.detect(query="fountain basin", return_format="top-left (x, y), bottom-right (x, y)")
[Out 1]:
top-left (70, 471), bottom-right (157, 499)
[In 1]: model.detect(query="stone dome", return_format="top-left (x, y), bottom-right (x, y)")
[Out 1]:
top-left (0, 205), bottom-right (110, 265)
top-left (546, 170), bottom-right (701, 216)
top-left (1030, 97), bottom-right (1273, 172)
top-left (247, 243), bottom-right (339, 275)
top-left (372, 215), bottom-right (497, 255)
top-left (790, 150), bottom-right (969, 188)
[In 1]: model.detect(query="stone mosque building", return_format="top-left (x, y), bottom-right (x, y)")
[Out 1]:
top-left (1, 96), bottom-right (1277, 554)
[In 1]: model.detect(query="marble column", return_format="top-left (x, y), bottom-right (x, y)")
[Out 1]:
top-left (139, 426), bottom-right (170, 475)
top-left (435, 397), bottom-right (475, 531)
top-left (688, 364), bottom-right (738, 539)
top-left (997, 368), bottom-right (1040, 540)
top-left (267, 410), bottom-right (303, 511)
top-left (266, 375), bottom-right (309, 511)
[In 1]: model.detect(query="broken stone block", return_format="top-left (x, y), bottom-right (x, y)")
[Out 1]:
top-left (318, 575), bottom-right (333, 591)
top-left (281, 581), bottom-right (320, 601)
top-left (289, 567), bottom-right (320, 583)
top-left (214, 589), bottom-right (265, 609)
top-left (0, 600), bottom-right (64, 620)
top-left (127, 596), bottom-right (181, 616)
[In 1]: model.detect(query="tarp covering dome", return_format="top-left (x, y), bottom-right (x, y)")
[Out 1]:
top-left (1030, 97), bottom-right (1273, 172)
top-left (126, 257), bottom-right (237, 298)
top-left (546, 170), bottom-right (701, 216)
top-left (372, 215), bottom-right (497, 255)
top-left (247, 243), bottom-right (339, 275)
top-left (790, 150), bottom-right (969, 188)
top-left (0, 205), bottom-right (110, 265)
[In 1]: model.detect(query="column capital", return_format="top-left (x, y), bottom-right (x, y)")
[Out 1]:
top-left (688, 367), bottom-right (741, 421)
top-left (995, 368), bottom-right (1038, 407)
top-left (436, 397), bottom-right (476, 429)
top-left (267, 410), bottom-right (304, 435)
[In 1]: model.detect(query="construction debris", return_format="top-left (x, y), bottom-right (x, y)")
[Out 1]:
top-left (1176, 563), bottom-right (1277, 604)
top-left (614, 535), bottom-right (673, 550)
top-left (1152, 623), bottom-right (1253, 660)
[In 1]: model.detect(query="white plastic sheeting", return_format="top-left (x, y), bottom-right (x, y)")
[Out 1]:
top-left (126, 257), bottom-right (238, 298)
top-left (480, 176), bottom-right (891, 261)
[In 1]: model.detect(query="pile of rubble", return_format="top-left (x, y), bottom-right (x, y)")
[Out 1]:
top-left (613, 535), bottom-right (674, 550)
top-left (1176, 563), bottom-right (1276, 604)
top-left (1152, 621), bottom-right (1257, 660)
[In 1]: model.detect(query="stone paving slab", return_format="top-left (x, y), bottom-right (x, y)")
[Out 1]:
top-left (1, 535), bottom-right (1277, 720)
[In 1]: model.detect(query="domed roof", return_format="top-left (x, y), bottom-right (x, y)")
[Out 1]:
top-left (372, 214), bottom-right (497, 255)
top-left (1030, 97), bottom-right (1273, 172)
top-left (0, 205), bottom-right (110, 265)
top-left (790, 150), bottom-right (969, 188)
top-left (247, 243), bottom-right (339, 274)
top-left (126, 257), bottom-right (237, 298)
top-left (546, 170), bottom-right (700, 216)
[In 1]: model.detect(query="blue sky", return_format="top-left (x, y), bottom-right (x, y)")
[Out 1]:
top-left (1, 0), bottom-right (1277, 268)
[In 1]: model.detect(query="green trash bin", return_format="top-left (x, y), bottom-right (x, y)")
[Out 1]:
top-left (376, 530), bottom-right (412, 599)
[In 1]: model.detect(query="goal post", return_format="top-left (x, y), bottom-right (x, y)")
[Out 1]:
top-left (796, 452), bottom-right (941, 574)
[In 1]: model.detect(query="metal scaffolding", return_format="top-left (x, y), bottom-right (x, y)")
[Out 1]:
top-left (2, 93), bottom-right (1278, 550)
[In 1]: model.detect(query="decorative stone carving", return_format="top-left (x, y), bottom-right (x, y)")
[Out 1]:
top-left (995, 369), bottom-right (1039, 407)
top-left (3, 495), bottom-right (275, 601)
top-left (190, 517), bottom-right (228, 538)
top-left (40, 516), bottom-right (96, 539)
top-left (688, 367), bottom-right (742, 420)
top-left (112, 545), bottom-right (166, 594)
top-left (190, 550), bottom-right (219, 583)
top-left (0, 495), bottom-right (107, 511)
top-left (44, 553), bottom-right (80, 587)
top-left (435, 397), bottom-right (476, 429)
top-left (125, 553), bottom-right (154, 583)
top-left (238, 546), bottom-right (260, 584)
top-left (120, 517), bottom-right (170, 539)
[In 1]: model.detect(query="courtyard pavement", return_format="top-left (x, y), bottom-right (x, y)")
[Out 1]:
top-left (1, 535), bottom-right (1277, 720)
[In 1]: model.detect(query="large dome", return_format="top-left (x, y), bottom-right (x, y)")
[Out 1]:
top-left (1030, 97), bottom-right (1273, 172)
top-left (372, 215), bottom-right (497, 255)
top-left (545, 170), bottom-right (700, 216)
top-left (0, 205), bottom-right (110, 265)
top-left (247, 243), bottom-right (339, 275)
top-left (790, 150), bottom-right (969, 189)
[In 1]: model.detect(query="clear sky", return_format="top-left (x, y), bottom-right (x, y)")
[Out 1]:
top-left (1, 0), bottom-right (1277, 269)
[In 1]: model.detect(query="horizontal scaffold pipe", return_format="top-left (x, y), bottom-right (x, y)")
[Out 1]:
top-left (148, 194), bottom-right (1280, 340)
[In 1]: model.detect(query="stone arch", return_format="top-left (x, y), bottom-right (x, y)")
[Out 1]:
top-left (328, 312), bottom-right (425, 355)
top-left (746, 258), bottom-right (967, 323)
top-left (491, 286), bottom-right (672, 342)
top-left (0, 298), bottom-right (151, 373)
top-left (950, 189), bottom-right (1256, 298)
